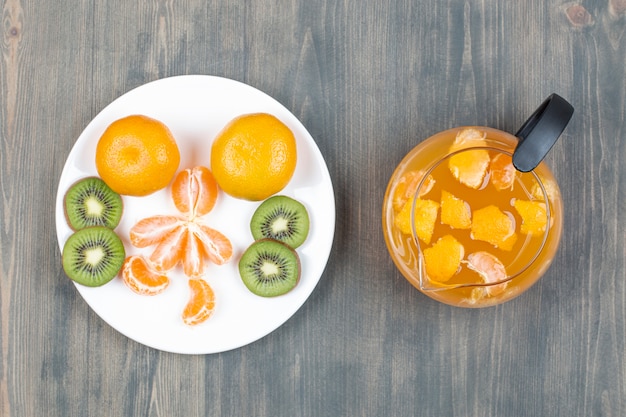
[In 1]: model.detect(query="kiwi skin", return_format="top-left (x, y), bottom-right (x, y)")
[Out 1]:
top-left (64, 177), bottom-right (124, 231)
top-left (238, 238), bottom-right (301, 297)
top-left (62, 226), bottom-right (125, 287)
top-left (250, 195), bottom-right (310, 249)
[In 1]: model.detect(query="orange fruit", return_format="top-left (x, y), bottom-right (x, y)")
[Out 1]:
top-left (513, 200), bottom-right (547, 236)
top-left (465, 251), bottom-right (508, 297)
top-left (210, 113), bottom-right (297, 201)
top-left (171, 166), bottom-right (218, 218)
top-left (394, 198), bottom-right (439, 244)
top-left (96, 115), bottom-right (180, 196)
top-left (121, 255), bottom-right (169, 295)
top-left (490, 153), bottom-right (517, 191)
top-left (448, 149), bottom-right (490, 189)
top-left (440, 190), bottom-right (471, 229)
top-left (191, 221), bottom-right (233, 265)
top-left (471, 205), bottom-right (517, 250)
top-left (422, 235), bottom-right (464, 283)
top-left (183, 278), bottom-right (216, 326)
top-left (149, 224), bottom-right (188, 272)
top-left (391, 171), bottom-right (435, 212)
top-left (448, 128), bottom-right (490, 189)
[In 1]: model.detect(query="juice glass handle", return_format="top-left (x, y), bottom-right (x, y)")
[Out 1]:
top-left (513, 93), bottom-right (574, 172)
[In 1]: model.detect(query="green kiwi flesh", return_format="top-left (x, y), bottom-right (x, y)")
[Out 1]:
top-left (64, 177), bottom-right (123, 231)
top-left (62, 226), bottom-right (125, 287)
top-left (250, 195), bottom-right (309, 249)
top-left (238, 239), bottom-right (300, 297)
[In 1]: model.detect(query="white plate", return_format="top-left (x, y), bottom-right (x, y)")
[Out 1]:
top-left (55, 75), bottom-right (335, 354)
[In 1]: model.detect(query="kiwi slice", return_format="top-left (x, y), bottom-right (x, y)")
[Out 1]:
top-left (62, 226), bottom-right (126, 287)
top-left (250, 195), bottom-right (309, 249)
top-left (238, 239), bottom-right (300, 297)
top-left (64, 177), bottom-right (123, 231)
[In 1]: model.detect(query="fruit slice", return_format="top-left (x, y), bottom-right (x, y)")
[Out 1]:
top-left (121, 255), bottom-right (169, 295)
top-left (490, 153), bottom-right (517, 191)
top-left (62, 226), bottom-right (125, 287)
top-left (64, 177), bottom-right (123, 231)
top-left (171, 166), bottom-right (219, 218)
top-left (149, 224), bottom-right (187, 272)
top-left (513, 200), bottom-right (547, 236)
top-left (192, 221), bottom-right (233, 265)
top-left (451, 128), bottom-right (487, 150)
top-left (250, 195), bottom-right (310, 249)
top-left (130, 215), bottom-right (185, 248)
top-left (448, 149), bottom-right (490, 189)
top-left (422, 235), bottom-right (464, 283)
top-left (182, 278), bottom-right (216, 326)
top-left (440, 190), bottom-right (471, 229)
top-left (471, 205), bottom-right (517, 250)
top-left (394, 198), bottom-right (439, 244)
top-left (391, 171), bottom-right (435, 212)
top-left (238, 239), bottom-right (300, 297)
top-left (465, 251), bottom-right (508, 297)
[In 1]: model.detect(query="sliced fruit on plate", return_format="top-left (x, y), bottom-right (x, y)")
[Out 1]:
top-left (250, 195), bottom-right (310, 249)
top-left (238, 239), bottom-right (300, 297)
top-left (64, 177), bottom-right (123, 231)
top-left (121, 254), bottom-right (169, 295)
top-left (182, 278), bottom-right (216, 326)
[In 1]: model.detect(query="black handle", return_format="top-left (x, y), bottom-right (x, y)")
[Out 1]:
top-left (513, 94), bottom-right (574, 172)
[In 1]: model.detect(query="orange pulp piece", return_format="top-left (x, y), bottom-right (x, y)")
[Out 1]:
top-left (471, 205), bottom-right (517, 250)
top-left (513, 200), bottom-right (547, 236)
top-left (422, 235), bottom-right (465, 283)
top-left (490, 153), bottom-right (517, 191)
top-left (95, 115), bottom-right (180, 196)
top-left (121, 255), bottom-right (170, 296)
top-left (171, 166), bottom-right (219, 219)
top-left (448, 128), bottom-right (490, 189)
top-left (394, 198), bottom-right (439, 244)
top-left (183, 278), bottom-right (216, 326)
top-left (440, 190), bottom-right (471, 229)
top-left (391, 171), bottom-right (435, 212)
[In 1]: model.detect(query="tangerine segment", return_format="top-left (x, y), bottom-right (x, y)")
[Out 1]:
top-left (121, 255), bottom-right (169, 296)
top-left (448, 149), bottom-right (490, 189)
top-left (95, 115), bottom-right (180, 196)
top-left (183, 278), bottom-right (216, 326)
top-left (182, 231), bottom-right (205, 278)
top-left (465, 251), bottom-right (508, 297)
top-left (471, 205), bottom-right (517, 250)
top-left (171, 166), bottom-right (218, 219)
top-left (490, 153), bottom-right (517, 191)
top-left (149, 224), bottom-right (188, 272)
top-left (130, 215), bottom-right (184, 248)
top-left (513, 200), bottom-right (547, 236)
top-left (394, 198), bottom-right (439, 244)
top-left (391, 171), bottom-right (435, 212)
top-left (440, 190), bottom-right (471, 229)
top-left (192, 221), bottom-right (233, 265)
top-left (422, 235), bottom-right (464, 283)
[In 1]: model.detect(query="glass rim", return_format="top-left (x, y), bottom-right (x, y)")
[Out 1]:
top-left (410, 146), bottom-right (552, 292)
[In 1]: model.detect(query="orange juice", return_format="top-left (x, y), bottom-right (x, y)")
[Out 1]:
top-left (382, 127), bottom-right (563, 307)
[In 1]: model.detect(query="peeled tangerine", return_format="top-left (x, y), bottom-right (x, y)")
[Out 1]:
top-left (465, 251), bottom-right (508, 299)
top-left (471, 205), bottom-right (517, 251)
top-left (391, 171), bottom-right (435, 212)
top-left (394, 198), bottom-right (439, 244)
top-left (423, 235), bottom-right (464, 283)
top-left (513, 200), bottom-right (547, 236)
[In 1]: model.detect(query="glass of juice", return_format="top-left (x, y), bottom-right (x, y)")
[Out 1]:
top-left (382, 95), bottom-right (573, 307)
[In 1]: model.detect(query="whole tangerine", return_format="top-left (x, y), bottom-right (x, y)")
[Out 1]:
top-left (210, 113), bottom-right (297, 201)
top-left (95, 115), bottom-right (181, 196)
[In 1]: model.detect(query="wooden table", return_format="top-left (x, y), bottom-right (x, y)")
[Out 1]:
top-left (2, 0), bottom-right (624, 415)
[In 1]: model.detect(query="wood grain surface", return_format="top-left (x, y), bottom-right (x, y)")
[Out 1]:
top-left (1, 0), bottom-right (625, 416)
